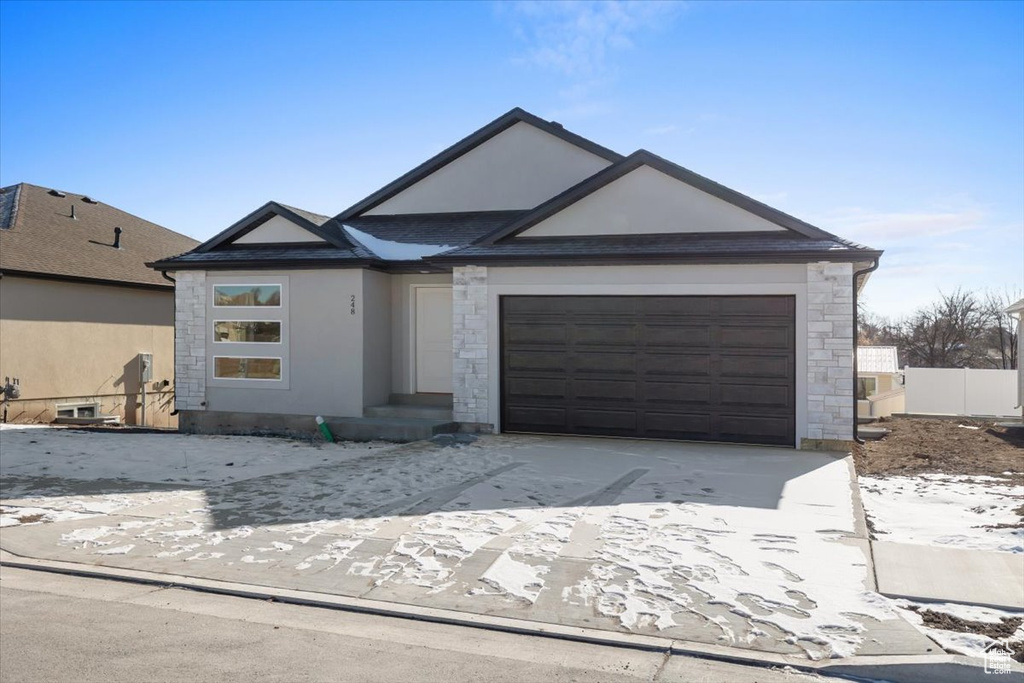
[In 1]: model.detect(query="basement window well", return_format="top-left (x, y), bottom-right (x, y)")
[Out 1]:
top-left (55, 403), bottom-right (99, 418)
top-left (213, 357), bottom-right (282, 381)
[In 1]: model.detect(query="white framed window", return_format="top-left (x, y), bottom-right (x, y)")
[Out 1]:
top-left (213, 356), bottom-right (282, 381)
top-left (213, 320), bottom-right (282, 344)
top-left (55, 402), bottom-right (100, 418)
top-left (213, 284), bottom-right (282, 308)
top-left (856, 376), bottom-right (877, 400)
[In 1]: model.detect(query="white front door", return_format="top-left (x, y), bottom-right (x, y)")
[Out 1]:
top-left (415, 287), bottom-right (453, 394)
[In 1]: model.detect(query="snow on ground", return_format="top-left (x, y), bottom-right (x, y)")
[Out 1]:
top-left (1, 431), bottom-right (908, 659)
top-left (0, 426), bottom-right (394, 485)
top-left (893, 599), bottom-right (1024, 659)
top-left (859, 475), bottom-right (1024, 553)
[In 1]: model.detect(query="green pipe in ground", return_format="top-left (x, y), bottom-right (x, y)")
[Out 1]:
top-left (315, 415), bottom-right (334, 443)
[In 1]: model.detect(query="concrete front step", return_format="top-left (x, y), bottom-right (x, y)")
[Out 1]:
top-left (324, 416), bottom-right (457, 443)
top-left (364, 404), bottom-right (454, 420)
top-left (388, 393), bottom-right (453, 409)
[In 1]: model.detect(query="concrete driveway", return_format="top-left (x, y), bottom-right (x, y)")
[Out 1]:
top-left (0, 426), bottom-right (934, 660)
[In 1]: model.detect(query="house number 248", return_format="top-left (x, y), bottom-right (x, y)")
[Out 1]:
top-left (350, 295), bottom-right (357, 315)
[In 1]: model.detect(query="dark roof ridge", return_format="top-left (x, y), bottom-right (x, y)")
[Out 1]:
top-left (333, 108), bottom-right (623, 221)
top-left (0, 183), bottom-right (23, 229)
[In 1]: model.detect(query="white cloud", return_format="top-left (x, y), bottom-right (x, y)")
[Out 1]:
top-left (502, 1), bottom-right (683, 77)
top-left (816, 204), bottom-right (987, 244)
top-left (643, 124), bottom-right (678, 136)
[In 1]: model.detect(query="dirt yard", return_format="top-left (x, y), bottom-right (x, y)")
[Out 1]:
top-left (854, 417), bottom-right (1024, 483)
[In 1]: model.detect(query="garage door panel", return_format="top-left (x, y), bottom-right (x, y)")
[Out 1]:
top-left (570, 409), bottom-right (638, 432)
top-left (643, 412), bottom-right (713, 437)
top-left (572, 352), bottom-right (637, 374)
top-left (720, 325), bottom-right (792, 350)
top-left (505, 323), bottom-right (567, 345)
top-left (640, 354), bottom-right (711, 377)
top-left (643, 381), bottom-right (712, 405)
top-left (506, 406), bottom-right (567, 429)
top-left (720, 355), bottom-right (791, 379)
top-left (638, 298), bottom-right (713, 317)
top-left (719, 384), bottom-right (791, 407)
top-left (572, 379), bottom-right (637, 401)
top-left (573, 324), bottom-right (637, 345)
top-left (501, 295), bottom-right (795, 446)
top-left (506, 351), bottom-right (568, 372)
top-left (641, 325), bottom-right (712, 347)
top-left (506, 377), bottom-right (567, 399)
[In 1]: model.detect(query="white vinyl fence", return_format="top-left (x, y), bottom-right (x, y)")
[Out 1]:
top-left (904, 368), bottom-right (1020, 418)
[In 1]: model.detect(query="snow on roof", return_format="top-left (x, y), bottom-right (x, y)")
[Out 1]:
top-left (857, 346), bottom-right (900, 374)
top-left (342, 224), bottom-right (454, 261)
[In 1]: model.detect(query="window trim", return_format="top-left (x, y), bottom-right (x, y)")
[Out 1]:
top-left (212, 319), bottom-right (283, 345)
top-left (212, 355), bottom-right (284, 382)
top-left (55, 402), bottom-right (101, 418)
top-left (212, 283), bottom-right (283, 309)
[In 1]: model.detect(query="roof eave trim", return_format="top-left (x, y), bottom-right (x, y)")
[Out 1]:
top-left (427, 249), bottom-right (885, 267)
top-left (1, 268), bottom-right (174, 291)
top-left (333, 108), bottom-right (623, 222)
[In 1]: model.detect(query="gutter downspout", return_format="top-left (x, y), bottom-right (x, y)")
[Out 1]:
top-left (852, 258), bottom-right (880, 444)
top-left (161, 271), bottom-right (180, 417)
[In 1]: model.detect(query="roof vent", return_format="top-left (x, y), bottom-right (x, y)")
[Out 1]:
top-left (82, 196), bottom-right (98, 204)
top-left (70, 205), bottom-right (77, 220)
top-left (113, 227), bottom-right (122, 249)
top-left (550, 121), bottom-right (563, 128)
top-left (49, 189), bottom-right (66, 198)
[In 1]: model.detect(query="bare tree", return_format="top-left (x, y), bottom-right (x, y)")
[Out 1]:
top-left (895, 289), bottom-right (987, 368)
top-left (980, 289), bottom-right (1020, 369)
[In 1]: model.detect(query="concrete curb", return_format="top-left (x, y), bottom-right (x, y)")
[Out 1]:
top-left (3, 549), bottom-right (1018, 683)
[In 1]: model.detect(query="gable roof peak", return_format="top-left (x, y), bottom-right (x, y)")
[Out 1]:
top-left (334, 107), bottom-right (623, 221)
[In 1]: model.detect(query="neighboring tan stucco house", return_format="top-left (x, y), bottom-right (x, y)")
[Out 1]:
top-left (151, 108), bottom-right (882, 449)
top-left (0, 183), bottom-right (198, 426)
top-left (855, 346), bottom-right (905, 419)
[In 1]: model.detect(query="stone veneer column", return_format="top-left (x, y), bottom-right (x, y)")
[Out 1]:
top-left (452, 265), bottom-right (490, 428)
top-left (806, 262), bottom-right (854, 442)
top-left (174, 270), bottom-right (207, 412)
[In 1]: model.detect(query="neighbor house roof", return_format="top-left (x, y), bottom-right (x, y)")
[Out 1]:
top-left (857, 346), bottom-right (900, 374)
top-left (1005, 298), bottom-right (1024, 315)
top-left (0, 183), bottom-right (198, 289)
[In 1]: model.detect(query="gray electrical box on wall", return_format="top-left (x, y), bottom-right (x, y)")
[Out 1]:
top-left (140, 353), bottom-right (153, 383)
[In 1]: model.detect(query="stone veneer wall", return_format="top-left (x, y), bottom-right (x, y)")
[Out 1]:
top-left (174, 270), bottom-right (207, 412)
top-left (452, 265), bottom-right (490, 427)
top-left (806, 262), bottom-right (854, 441)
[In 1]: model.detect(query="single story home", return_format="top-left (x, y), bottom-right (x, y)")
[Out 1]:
top-left (151, 108), bottom-right (882, 449)
top-left (855, 345), bottom-right (905, 419)
top-left (0, 183), bottom-right (198, 426)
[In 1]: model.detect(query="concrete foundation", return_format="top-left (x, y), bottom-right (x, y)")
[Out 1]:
top-left (179, 410), bottom-right (457, 443)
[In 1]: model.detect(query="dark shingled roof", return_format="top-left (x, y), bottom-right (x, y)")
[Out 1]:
top-left (431, 232), bottom-right (880, 265)
top-left (156, 245), bottom-right (373, 269)
top-left (0, 183), bottom-right (199, 288)
top-left (339, 211), bottom-right (525, 246)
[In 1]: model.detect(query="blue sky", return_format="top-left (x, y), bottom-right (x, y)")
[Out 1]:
top-left (1, 0), bottom-right (1021, 317)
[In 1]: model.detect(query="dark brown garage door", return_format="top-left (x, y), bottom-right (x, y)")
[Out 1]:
top-left (500, 296), bottom-right (796, 446)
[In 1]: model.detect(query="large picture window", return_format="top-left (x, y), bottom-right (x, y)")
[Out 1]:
top-left (214, 285), bottom-right (281, 307)
top-left (214, 321), bottom-right (281, 343)
top-left (214, 357), bottom-right (282, 380)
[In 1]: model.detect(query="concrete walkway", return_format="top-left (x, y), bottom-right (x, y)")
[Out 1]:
top-left (0, 428), bottom-right (936, 662)
top-left (874, 542), bottom-right (1024, 610)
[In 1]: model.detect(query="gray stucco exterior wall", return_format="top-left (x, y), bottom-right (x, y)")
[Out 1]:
top-left (362, 269), bottom-right (393, 408)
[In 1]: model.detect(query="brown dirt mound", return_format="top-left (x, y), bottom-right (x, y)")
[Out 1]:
top-left (907, 606), bottom-right (1024, 662)
top-left (854, 417), bottom-right (1023, 483)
